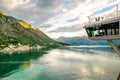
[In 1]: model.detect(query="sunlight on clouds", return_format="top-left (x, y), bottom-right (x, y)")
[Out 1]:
top-left (46, 30), bottom-right (87, 39)
top-left (18, 0), bottom-right (31, 5)
top-left (0, 0), bottom-right (19, 10)
top-left (62, 8), bottom-right (68, 12)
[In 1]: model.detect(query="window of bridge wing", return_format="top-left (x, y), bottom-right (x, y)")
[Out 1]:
top-left (93, 24), bottom-right (105, 37)
top-left (86, 26), bottom-right (94, 37)
top-left (103, 22), bottom-right (119, 36)
top-left (93, 25), bottom-right (99, 36)
top-left (112, 22), bottom-right (119, 35)
top-left (115, 22), bottom-right (119, 35)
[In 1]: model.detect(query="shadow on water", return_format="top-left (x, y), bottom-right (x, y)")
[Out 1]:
top-left (0, 47), bottom-right (53, 78)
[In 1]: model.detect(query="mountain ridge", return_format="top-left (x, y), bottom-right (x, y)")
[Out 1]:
top-left (0, 10), bottom-right (60, 50)
top-left (56, 36), bottom-right (112, 45)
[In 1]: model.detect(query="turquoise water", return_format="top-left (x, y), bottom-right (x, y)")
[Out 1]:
top-left (0, 46), bottom-right (120, 80)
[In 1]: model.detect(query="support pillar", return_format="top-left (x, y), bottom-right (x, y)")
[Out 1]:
top-left (108, 39), bottom-right (120, 57)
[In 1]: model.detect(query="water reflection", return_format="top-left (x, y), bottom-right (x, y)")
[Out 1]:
top-left (0, 46), bottom-right (120, 80)
top-left (39, 48), bottom-right (120, 80)
top-left (0, 47), bottom-right (52, 78)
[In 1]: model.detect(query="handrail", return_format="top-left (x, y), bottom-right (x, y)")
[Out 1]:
top-left (87, 6), bottom-right (120, 24)
top-left (84, 16), bottom-right (119, 28)
top-left (90, 10), bottom-right (120, 23)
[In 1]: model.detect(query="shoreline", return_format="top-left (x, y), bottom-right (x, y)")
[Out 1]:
top-left (1, 44), bottom-right (113, 53)
top-left (0, 44), bottom-right (43, 53)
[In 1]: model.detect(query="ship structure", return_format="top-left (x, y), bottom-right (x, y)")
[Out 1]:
top-left (84, 4), bottom-right (120, 56)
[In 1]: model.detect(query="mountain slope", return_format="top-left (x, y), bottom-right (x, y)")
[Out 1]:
top-left (0, 11), bottom-right (6, 16)
top-left (17, 20), bottom-right (37, 30)
top-left (0, 11), bottom-right (59, 48)
top-left (56, 36), bottom-right (111, 45)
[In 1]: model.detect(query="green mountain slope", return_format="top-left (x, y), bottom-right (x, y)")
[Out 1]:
top-left (0, 11), bottom-right (59, 48)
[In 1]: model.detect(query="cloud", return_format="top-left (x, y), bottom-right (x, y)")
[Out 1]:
top-left (40, 0), bottom-right (120, 38)
top-left (0, 0), bottom-right (19, 10)
top-left (47, 25), bottom-right (83, 33)
top-left (0, 0), bottom-right (62, 23)
top-left (45, 21), bottom-right (84, 32)
top-left (0, 0), bottom-right (120, 38)
top-left (46, 29), bottom-right (87, 39)
top-left (36, 0), bottom-right (59, 8)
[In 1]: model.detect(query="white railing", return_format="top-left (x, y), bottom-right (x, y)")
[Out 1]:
top-left (88, 4), bottom-right (120, 23)
top-left (90, 10), bottom-right (120, 23)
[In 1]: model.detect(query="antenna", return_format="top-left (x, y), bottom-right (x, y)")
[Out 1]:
top-left (88, 16), bottom-right (91, 23)
top-left (116, 3), bottom-right (120, 17)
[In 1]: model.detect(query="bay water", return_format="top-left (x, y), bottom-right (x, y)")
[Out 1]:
top-left (0, 46), bottom-right (120, 80)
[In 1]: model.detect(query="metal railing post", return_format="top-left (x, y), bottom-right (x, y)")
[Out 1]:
top-left (88, 16), bottom-right (91, 23)
top-left (116, 4), bottom-right (119, 17)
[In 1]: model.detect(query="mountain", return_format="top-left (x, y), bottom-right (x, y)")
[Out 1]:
top-left (0, 10), bottom-right (59, 49)
top-left (56, 36), bottom-right (114, 45)
top-left (0, 11), bottom-right (6, 16)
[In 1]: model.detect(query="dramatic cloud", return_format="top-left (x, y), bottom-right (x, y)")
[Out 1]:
top-left (47, 25), bottom-right (83, 33)
top-left (41, 0), bottom-right (120, 38)
top-left (0, 0), bottom-right (61, 24)
top-left (0, 0), bottom-right (120, 38)
top-left (0, 0), bottom-right (19, 10)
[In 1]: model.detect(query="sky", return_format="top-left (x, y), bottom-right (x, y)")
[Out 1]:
top-left (0, 0), bottom-right (120, 39)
